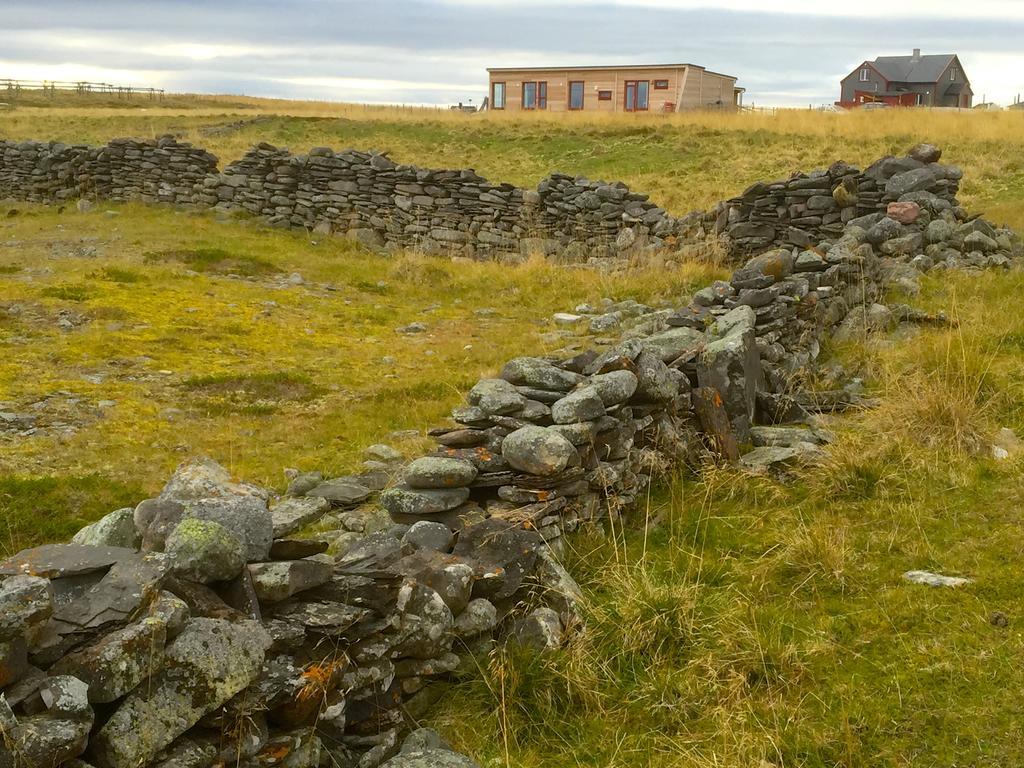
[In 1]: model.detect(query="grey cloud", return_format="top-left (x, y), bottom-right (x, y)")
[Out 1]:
top-left (4, 1), bottom-right (1023, 105)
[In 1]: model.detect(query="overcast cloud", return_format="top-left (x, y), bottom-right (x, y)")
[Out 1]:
top-left (2, 0), bottom-right (1023, 107)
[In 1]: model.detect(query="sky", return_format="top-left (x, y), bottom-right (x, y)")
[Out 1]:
top-left (3, 0), bottom-right (1023, 107)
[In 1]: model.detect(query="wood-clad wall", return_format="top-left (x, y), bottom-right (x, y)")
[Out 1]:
top-left (487, 66), bottom-right (737, 113)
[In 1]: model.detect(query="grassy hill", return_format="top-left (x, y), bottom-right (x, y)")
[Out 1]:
top-left (2, 94), bottom-right (1023, 765)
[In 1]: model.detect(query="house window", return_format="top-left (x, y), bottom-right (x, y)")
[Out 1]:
top-left (492, 82), bottom-right (505, 110)
top-left (624, 80), bottom-right (649, 111)
top-left (569, 81), bottom-right (585, 110)
top-left (860, 68), bottom-right (869, 82)
top-left (597, 90), bottom-right (612, 101)
top-left (653, 79), bottom-right (669, 90)
top-left (950, 67), bottom-right (958, 81)
top-left (522, 82), bottom-right (536, 109)
top-left (538, 81), bottom-right (547, 109)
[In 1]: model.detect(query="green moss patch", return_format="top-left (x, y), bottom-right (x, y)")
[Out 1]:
top-left (181, 370), bottom-right (322, 415)
top-left (144, 247), bottom-right (281, 277)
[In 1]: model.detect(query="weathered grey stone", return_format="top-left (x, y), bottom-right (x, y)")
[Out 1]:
top-left (404, 457), bottom-right (478, 489)
top-left (467, 379), bottom-right (526, 415)
top-left (902, 570), bottom-right (971, 587)
top-left (306, 478), bottom-right (373, 506)
top-left (697, 306), bottom-right (761, 442)
top-left (247, 558), bottom-right (333, 603)
top-left (453, 598), bottom-right (498, 639)
top-left (380, 748), bottom-right (480, 768)
top-left (633, 349), bottom-right (678, 403)
top-left (92, 618), bottom-right (270, 768)
top-left (641, 326), bottom-right (703, 362)
top-left (50, 616), bottom-right (168, 703)
top-left (590, 370), bottom-right (639, 406)
top-left (885, 167), bottom-right (938, 198)
top-left (0, 544), bottom-right (137, 579)
top-left (402, 521), bottom-right (454, 552)
top-left (392, 583), bottom-right (454, 660)
top-left (165, 519), bottom-right (246, 584)
top-left (270, 495), bottom-right (332, 538)
top-left (551, 386), bottom-right (605, 424)
top-left (0, 575), bottom-right (53, 640)
top-left (908, 143), bottom-right (942, 164)
top-left (176, 497), bottom-right (273, 563)
top-left (501, 427), bottom-right (577, 476)
top-left (500, 357), bottom-right (585, 392)
top-left (509, 607), bottom-right (563, 652)
top-left (381, 486), bottom-right (471, 516)
top-left (72, 508), bottom-right (140, 549)
top-left (160, 458), bottom-right (267, 503)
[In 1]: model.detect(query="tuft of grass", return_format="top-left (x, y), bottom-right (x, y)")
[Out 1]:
top-left (144, 247), bottom-right (282, 277)
top-left (181, 370), bottom-right (322, 416)
top-left (92, 266), bottom-right (144, 283)
top-left (40, 283), bottom-right (93, 302)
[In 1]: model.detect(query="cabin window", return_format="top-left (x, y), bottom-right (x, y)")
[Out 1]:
top-left (950, 67), bottom-right (958, 81)
top-left (597, 90), bottom-right (612, 101)
top-left (569, 81), bottom-right (585, 110)
top-left (538, 81), bottom-right (547, 109)
top-left (653, 79), bottom-right (669, 90)
top-left (492, 82), bottom-right (505, 109)
top-left (522, 82), bottom-right (536, 109)
top-left (624, 80), bottom-right (649, 111)
top-left (859, 68), bottom-right (869, 82)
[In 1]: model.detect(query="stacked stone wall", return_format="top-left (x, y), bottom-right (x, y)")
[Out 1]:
top-left (0, 145), bottom-right (1020, 768)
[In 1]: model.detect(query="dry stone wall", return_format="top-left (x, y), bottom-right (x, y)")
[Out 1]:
top-left (0, 137), bottom-right (708, 263)
top-left (0, 145), bottom-right (1021, 768)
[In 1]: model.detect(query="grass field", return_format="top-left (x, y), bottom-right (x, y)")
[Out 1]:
top-left (2, 93), bottom-right (1024, 765)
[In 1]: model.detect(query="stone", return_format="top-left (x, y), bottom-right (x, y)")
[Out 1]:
top-left (380, 748), bottom-right (480, 768)
top-left (633, 349), bottom-right (677, 403)
top-left (641, 326), bottom-right (703, 362)
top-left (404, 457), bottom-right (478, 489)
top-left (392, 583), bottom-right (454, 660)
top-left (270, 539), bottom-right (329, 560)
top-left (739, 443), bottom-right (825, 473)
top-left (468, 379), bottom-right (527, 415)
top-left (160, 458), bottom-right (266, 503)
top-left (886, 201), bottom-right (921, 224)
top-left (365, 444), bottom-right (403, 463)
top-left (247, 558), bottom-right (333, 603)
top-left (71, 508), bottom-right (140, 549)
top-left (91, 618), bottom-right (270, 768)
top-left (697, 308), bottom-right (761, 443)
top-left (500, 357), bottom-right (585, 392)
top-left (0, 635), bottom-right (28, 687)
top-left (926, 218), bottom-right (954, 244)
top-left (885, 167), bottom-right (938, 198)
top-left (902, 571), bottom-right (971, 588)
top-left (588, 313), bottom-right (621, 333)
top-left (381, 487), bottom-right (471, 517)
top-left (165, 518), bottom-right (246, 584)
top-left (551, 386), bottom-right (605, 424)
top-left (306, 478), bottom-right (373, 506)
top-left (402, 521), bottom-right (454, 552)
top-left (9, 675), bottom-right (94, 768)
top-left (501, 427), bottom-right (577, 476)
top-left (964, 231), bottom-right (997, 253)
top-left (453, 598), bottom-right (498, 639)
top-left (908, 143), bottom-right (942, 164)
top-left (0, 575), bottom-right (53, 639)
top-left (271, 495), bottom-right (332, 538)
top-left (49, 616), bottom-right (168, 703)
top-left (590, 370), bottom-right (639, 406)
top-left (509, 607), bottom-right (563, 652)
top-left (0, 544), bottom-right (137, 579)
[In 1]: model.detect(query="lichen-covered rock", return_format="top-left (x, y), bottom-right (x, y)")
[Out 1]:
top-left (381, 486), bottom-right (471, 517)
top-left (402, 521), bottom-right (454, 552)
top-left (501, 426), bottom-right (577, 476)
top-left (91, 618), bottom-right (270, 768)
top-left (551, 386), bottom-right (605, 424)
top-left (178, 497), bottom-right (273, 563)
top-left (0, 574), bottom-right (53, 640)
top-left (467, 378), bottom-right (526, 415)
top-left (270, 495), bottom-right (331, 538)
top-left (508, 607), bottom-right (563, 652)
top-left (72, 508), bottom-right (140, 549)
top-left (696, 305), bottom-right (761, 442)
top-left (247, 558), bottom-right (333, 603)
top-left (50, 616), bottom-right (168, 703)
top-left (500, 357), bottom-right (585, 392)
top-left (165, 518), bottom-right (246, 584)
top-left (589, 370), bottom-right (639, 406)
top-left (404, 457), bottom-right (478, 490)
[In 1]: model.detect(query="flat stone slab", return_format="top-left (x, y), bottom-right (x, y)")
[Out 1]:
top-left (0, 544), bottom-right (139, 579)
top-left (903, 570), bottom-right (972, 588)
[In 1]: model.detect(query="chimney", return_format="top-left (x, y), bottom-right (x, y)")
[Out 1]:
top-left (912, 48), bottom-right (921, 61)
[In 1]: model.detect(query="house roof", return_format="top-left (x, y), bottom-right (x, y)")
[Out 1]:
top-left (871, 54), bottom-right (956, 84)
top-left (486, 63), bottom-right (737, 80)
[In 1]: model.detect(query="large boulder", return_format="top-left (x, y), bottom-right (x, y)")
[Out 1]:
top-left (91, 618), bottom-right (270, 768)
top-left (71, 508), bottom-right (140, 549)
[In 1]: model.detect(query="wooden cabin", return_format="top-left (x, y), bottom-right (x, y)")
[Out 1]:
top-left (485, 63), bottom-right (743, 113)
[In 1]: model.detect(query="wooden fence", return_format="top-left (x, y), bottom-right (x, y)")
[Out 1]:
top-left (1, 79), bottom-right (165, 100)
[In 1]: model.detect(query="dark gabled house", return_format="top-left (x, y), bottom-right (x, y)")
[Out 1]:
top-left (838, 49), bottom-right (973, 109)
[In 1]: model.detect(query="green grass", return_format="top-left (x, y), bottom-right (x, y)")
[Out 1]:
top-left (428, 269), bottom-right (1024, 766)
top-left (0, 475), bottom-right (146, 554)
